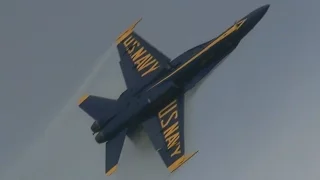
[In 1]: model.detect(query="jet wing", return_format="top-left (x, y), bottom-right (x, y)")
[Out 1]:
top-left (105, 128), bottom-right (127, 176)
top-left (142, 96), bottom-right (198, 172)
top-left (116, 18), bottom-right (172, 89)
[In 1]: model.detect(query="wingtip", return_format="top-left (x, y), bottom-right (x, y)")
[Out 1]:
top-left (132, 17), bottom-right (142, 28)
top-left (105, 165), bottom-right (118, 176)
top-left (188, 150), bottom-right (199, 160)
top-left (116, 17), bottom-right (143, 44)
top-left (168, 150), bottom-right (199, 173)
top-left (78, 94), bottom-right (89, 105)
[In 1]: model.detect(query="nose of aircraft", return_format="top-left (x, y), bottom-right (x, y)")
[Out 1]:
top-left (249, 4), bottom-right (270, 23)
top-left (235, 4), bottom-right (270, 40)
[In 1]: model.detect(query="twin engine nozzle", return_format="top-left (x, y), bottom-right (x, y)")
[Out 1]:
top-left (91, 114), bottom-right (116, 135)
top-left (91, 121), bottom-right (101, 135)
top-left (91, 122), bottom-right (108, 143)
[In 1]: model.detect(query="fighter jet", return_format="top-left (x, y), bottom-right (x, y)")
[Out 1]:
top-left (78, 4), bottom-right (270, 176)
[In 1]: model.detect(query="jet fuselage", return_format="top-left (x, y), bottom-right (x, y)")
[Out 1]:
top-left (94, 4), bottom-right (270, 143)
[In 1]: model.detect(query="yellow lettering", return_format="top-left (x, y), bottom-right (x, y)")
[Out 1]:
top-left (132, 53), bottom-right (160, 77)
top-left (141, 61), bottom-right (160, 77)
top-left (171, 144), bottom-right (181, 157)
top-left (123, 36), bottom-right (163, 77)
top-left (163, 122), bottom-right (179, 139)
top-left (133, 40), bottom-right (140, 46)
top-left (158, 100), bottom-right (177, 118)
top-left (123, 36), bottom-right (133, 47)
top-left (159, 101), bottom-right (182, 157)
top-left (160, 110), bottom-right (178, 128)
top-left (166, 133), bottom-right (180, 149)
top-left (135, 54), bottom-right (152, 70)
top-left (127, 40), bottom-right (140, 54)
top-left (131, 47), bottom-right (146, 62)
top-left (127, 47), bottom-right (134, 54)
top-left (138, 56), bottom-right (155, 71)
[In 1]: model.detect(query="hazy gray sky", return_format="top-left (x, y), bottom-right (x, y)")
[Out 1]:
top-left (1, 0), bottom-right (320, 179)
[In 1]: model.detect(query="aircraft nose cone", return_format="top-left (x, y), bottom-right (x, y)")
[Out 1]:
top-left (263, 4), bottom-right (270, 10)
top-left (258, 4), bottom-right (270, 16)
top-left (241, 4), bottom-right (270, 34)
top-left (252, 4), bottom-right (270, 21)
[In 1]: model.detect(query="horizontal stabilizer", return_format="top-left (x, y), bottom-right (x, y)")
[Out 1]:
top-left (78, 94), bottom-right (116, 123)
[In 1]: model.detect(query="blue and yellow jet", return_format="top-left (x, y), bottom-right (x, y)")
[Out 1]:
top-left (78, 4), bottom-right (270, 176)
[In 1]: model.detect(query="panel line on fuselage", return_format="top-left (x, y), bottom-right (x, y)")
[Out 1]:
top-left (147, 18), bottom-right (246, 91)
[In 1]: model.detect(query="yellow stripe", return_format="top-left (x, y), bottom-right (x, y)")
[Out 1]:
top-left (78, 94), bottom-right (89, 105)
top-left (116, 18), bottom-right (142, 45)
top-left (168, 151), bottom-right (199, 172)
top-left (148, 19), bottom-right (246, 90)
top-left (105, 165), bottom-right (118, 176)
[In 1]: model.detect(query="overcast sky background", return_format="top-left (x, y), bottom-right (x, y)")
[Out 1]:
top-left (1, 0), bottom-right (320, 179)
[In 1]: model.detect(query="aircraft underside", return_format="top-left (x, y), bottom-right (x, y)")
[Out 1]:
top-left (77, 4), bottom-right (270, 176)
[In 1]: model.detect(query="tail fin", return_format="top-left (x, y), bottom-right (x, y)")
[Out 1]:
top-left (78, 94), bottom-right (117, 123)
top-left (105, 128), bottom-right (127, 176)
